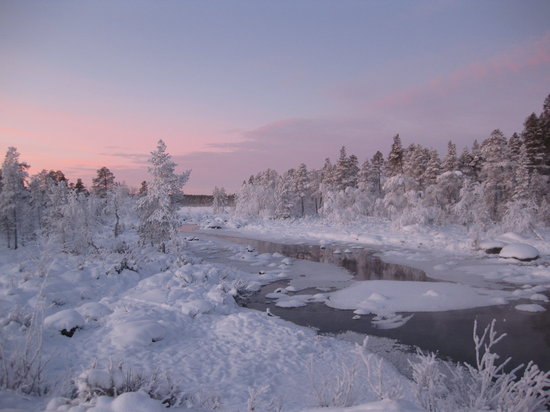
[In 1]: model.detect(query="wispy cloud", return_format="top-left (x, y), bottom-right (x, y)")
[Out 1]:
top-left (369, 32), bottom-right (550, 110)
top-left (98, 152), bottom-right (149, 165)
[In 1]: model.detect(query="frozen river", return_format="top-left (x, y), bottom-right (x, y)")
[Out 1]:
top-left (187, 227), bottom-right (550, 372)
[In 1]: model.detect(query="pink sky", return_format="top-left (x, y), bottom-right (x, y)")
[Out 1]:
top-left (1, 1), bottom-right (549, 193)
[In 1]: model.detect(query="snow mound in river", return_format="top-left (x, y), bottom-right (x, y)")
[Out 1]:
top-left (499, 243), bottom-right (539, 261)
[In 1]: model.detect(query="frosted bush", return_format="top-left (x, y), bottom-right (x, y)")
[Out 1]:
top-left (308, 356), bottom-right (359, 407)
top-left (356, 337), bottom-right (403, 401)
top-left (76, 361), bottom-right (188, 407)
top-left (0, 306), bottom-right (49, 395)
top-left (410, 320), bottom-right (550, 412)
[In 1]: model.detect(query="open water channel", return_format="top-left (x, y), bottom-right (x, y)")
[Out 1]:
top-left (192, 228), bottom-right (550, 372)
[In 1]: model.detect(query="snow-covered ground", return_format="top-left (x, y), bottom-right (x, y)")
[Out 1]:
top-left (0, 223), bottom-right (419, 411)
top-left (1, 206), bottom-right (548, 411)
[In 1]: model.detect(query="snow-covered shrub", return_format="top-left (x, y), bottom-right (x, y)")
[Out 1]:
top-left (501, 198), bottom-right (538, 234)
top-left (0, 305), bottom-right (49, 395)
top-left (410, 320), bottom-right (550, 412)
top-left (245, 385), bottom-right (282, 412)
top-left (76, 361), bottom-right (187, 407)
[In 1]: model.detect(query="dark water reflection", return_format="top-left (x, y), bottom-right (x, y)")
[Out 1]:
top-left (246, 281), bottom-right (550, 373)
top-left (217, 235), bottom-right (429, 282)
top-left (206, 232), bottom-right (550, 372)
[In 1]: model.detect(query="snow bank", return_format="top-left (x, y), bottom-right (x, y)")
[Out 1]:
top-left (301, 399), bottom-right (425, 412)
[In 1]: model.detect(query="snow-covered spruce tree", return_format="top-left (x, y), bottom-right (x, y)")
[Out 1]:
top-left (403, 144), bottom-right (428, 189)
top-left (469, 139), bottom-right (484, 182)
top-left (522, 112), bottom-right (545, 174)
top-left (441, 140), bottom-right (457, 172)
top-left (0, 147), bottom-right (30, 249)
top-left (480, 129), bottom-right (512, 222)
top-left (422, 148), bottom-right (441, 188)
top-left (293, 163), bottom-right (310, 217)
top-left (137, 140), bottom-right (190, 253)
top-left (457, 147), bottom-right (474, 178)
top-left (386, 134), bottom-right (404, 177)
top-left (507, 133), bottom-right (522, 165)
top-left (539, 93), bottom-right (550, 175)
top-left (369, 151), bottom-right (385, 196)
top-left (212, 186), bottom-right (228, 214)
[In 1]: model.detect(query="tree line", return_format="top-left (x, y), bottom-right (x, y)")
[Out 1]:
top-left (235, 94), bottom-right (550, 232)
top-left (0, 140), bottom-right (189, 252)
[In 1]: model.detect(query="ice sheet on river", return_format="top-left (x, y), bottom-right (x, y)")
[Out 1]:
top-left (280, 280), bottom-right (517, 316)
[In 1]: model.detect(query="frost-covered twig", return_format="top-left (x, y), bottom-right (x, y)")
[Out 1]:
top-left (0, 303), bottom-right (49, 395)
top-left (308, 355), bottom-right (358, 407)
top-left (355, 337), bottom-right (403, 401)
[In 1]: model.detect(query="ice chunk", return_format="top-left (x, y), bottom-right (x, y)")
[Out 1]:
top-left (530, 293), bottom-right (549, 302)
top-left (515, 304), bottom-right (546, 312)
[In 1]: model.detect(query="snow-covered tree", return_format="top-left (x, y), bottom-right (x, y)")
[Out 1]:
top-left (293, 163), bottom-right (310, 217)
top-left (107, 183), bottom-right (131, 238)
top-left (332, 147), bottom-right (358, 191)
top-left (275, 169), bottom-right (296, 218)
top-left (212, 186), bottom-right (228, 214)
top-left (453, 179), bottom-right (490, 231)
top-left (308, 168), bottom-right (323, 214)
top-left (480, 130), bottom-right (511, 221)
top-left (441, 141), bottom-right (457, 172)
top-left (539, 93), bottom-right (550, 175)
top-left (403, 144), bottom-right (428, 188)
top-left (137, 140), bottom-right (190, 252)
top-left (386, 134), bottom-right (404, 177)
top-left (370, 151), bottom-right (385, 196)
top-left (0, 147), bottom-right (29, 249)
top-left (507, 133), bottom-right (522, 165)
top-left (138, 181), bottom-right (148, 196)
top-left (92, 167), bottom-right (116, 198)
top-left (42, 178), bottom-right (70, 244)
top-left (73, 178), bottom-right (87, 194)
top-left (522, 113), bottom-right (545, 174)
top-left (469, 140), bottom-right (484, 182)
top-left (422, 149), bottom-right (441, 187)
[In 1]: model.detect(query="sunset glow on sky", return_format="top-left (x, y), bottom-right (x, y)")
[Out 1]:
top-left (1, 1), bottom-right (549, 193)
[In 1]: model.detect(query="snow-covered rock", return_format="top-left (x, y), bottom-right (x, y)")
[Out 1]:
top-left (499, 243), bottom-right (539, 261)
top-left (110, 320), bottom-right (167, 348)
top-left (478, 240), bottom-right (505, 254)
top-left (77, 302), bottom-right (112, 322)
top-left (44, 309), bottom-right (85, 336)
top-left (86, 392), bottom-right (165, 412)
